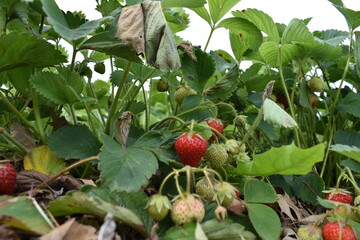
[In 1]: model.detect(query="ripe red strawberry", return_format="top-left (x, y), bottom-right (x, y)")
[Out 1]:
top-left (171, 193), bottom-right (205, 225)
top-left (307, 77), bottom-right (324, 92)
top-left (322, 222), bottom-right (357, 240)
top-left (205, 118), bottom-right (224, 143)
top-left (174, 133), bottom-right (208, 167)
top-left (324, 189), bottom-right (353, 205)
top-left (0, 162), bottom-right (16, 195)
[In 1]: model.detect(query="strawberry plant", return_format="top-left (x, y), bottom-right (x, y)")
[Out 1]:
top-left (0, 0), bottom-right (360, 239)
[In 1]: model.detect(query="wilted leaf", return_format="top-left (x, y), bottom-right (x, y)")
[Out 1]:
top-left (142, 0), bottom-right (181, 71)
top-left (116, 4), bottom-right (145, 54)
top-left (263, 98), bottom-right (298, 128)
top-left (39, 218), bottom-right (97, 240)
top-left (24, 145), bottom-right (65, 175)
top-left (0, 196), bottom-right (52, 234)
top-left (10, 123), bottom-right (36, 151)
top-left (48, 124), bottom-right (101, 160)
top-left (47, 191), bottom-right (146, 235)
top-left (114, 111), bottom-right (134, 147)
top-left (227, 143), bottom-right (325, 176)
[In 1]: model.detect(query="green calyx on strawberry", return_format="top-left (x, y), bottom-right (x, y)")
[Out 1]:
top-left (206, 143), bottom-right (228, 169)
top-left (205, 118), bottom-right (224, 143)
top-left (0, 162), bottom-right (16, 195)
top-left (308, 93), bottom-right (318, 109)
top-left (94, 62), bottom-right (106, 74)
top-left (225, 139), bottom-right (245, 155)
top-left (323, 188), bottom-right (353, 205)
top-left (174, 86), bottom-right (197, 104)
top-left (307, 77), bottom-right (324, 92)
top-left (195, 177), bottom-right (215, 203)
top-left (233, 115), bottom-right (248, 128)
top-left (297, 225), bottom-right (322, 240)
top-left (157, 79), bottom-right (169, 92)
top-left (146, 194), bottom-right (171, 221)
top-left (174, 132), bottom-right (208, 167)
top-left (322, 221), bottom-right (357, 240)
top-left (170, 193), bottom-right (205, 225)
top-left (215, 182), bottom-right (236, 207)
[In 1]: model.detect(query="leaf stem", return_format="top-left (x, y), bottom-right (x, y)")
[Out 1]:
top-left (104, 61), bottom-right (132, 134)
top-left (69, 104), bottom-right (78, 125)
top-left (204, 26), bottom-right (215, 52)
top-left (70, 45), bottom-right (77, 72)
top-left (239, 108), bottom-right (263, 148)
top-left (32, 88), bottom-right (46, 143)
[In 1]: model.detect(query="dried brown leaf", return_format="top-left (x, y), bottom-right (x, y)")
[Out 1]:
top-left (114, 111), bottom-right (134, 148)
top-left (16, 170), bottom-right (83, 193)
top-left (40, 218), bottom-right (97, 240)
top-left (116, 4), bottom-right (145, 54)
top-left (178, 41), bottom-right (197, 61)
top-left (277, 193), bottom-right (305, 221)
top-left (10, 123), bottom-right (36, 151)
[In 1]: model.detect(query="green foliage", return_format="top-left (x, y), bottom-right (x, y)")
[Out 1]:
top-left (244, 179), bottom-right (277, 203)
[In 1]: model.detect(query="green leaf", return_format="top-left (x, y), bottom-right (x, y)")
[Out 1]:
top-left (98, 134), bottom-right (158, 192)
top-left (180, 95), bottom-right (216, 122)
top-left (229, 31), bottom-right (248, 61)
top-left (0, 196), bottom-right (52, 234)
top-left (201, 219), bottom-right (256, 240)
top-left (233, 9), bottom-right (280, 43)
top-left (227, 143), bottom-right (325, 176)
top-left (281, 18), bottom-right (313, 44)
top-left (336, 92), bottom-right (360, 117)
top-left (314, 29), bottom-right (348, 46)
top-left (1, 67), bottom-right (31, 96)
top-left (205, 64), bottom-right (240, 99)
top-left (247, 203), bottom-right (281, 240)
top-left (48, 125), bottom-right (102, 160)
top-left (293, 173), bottom-right (324, 205)
top-left (41, 0), bottom-right (112, 41)
top-left (47, 191), bottom-right (147, 235)
top-left (115, 58), bottom-right (163, 80)
top-left (295, 40), bottom-right (341, 62)
top-left (181, 48), bottom-right (216, 93)
top-left (244, 179), bottom-right (277, 203)
top-left (79, 32), bottom-right (142, 63)
top-left (335, 130), bottom-right (360, 147)
top-left (161, 0), bottom-right (206, 8)
top-left (143, 1), bottom-right (181, 71)
top-left (217, 17), bottom-right (262, 49)
top-left (328, 0), bottom-right (360, 31)
top-left (189, 7), bottom-right (211, 25)
top-left (162, 222), bottom-right (196, 240)
top-left (30, 68), bottom-right (84, 105)
top-left (0, 32), bottom-right (66, 72)
top-left (208, 0), bottom-right (241, 24)
top-left (259, 41), bottom-right (299, 67)
top-left (331, 144), bottom-right (360, 162)
top-left (341, 159), bottom-right (360, 173)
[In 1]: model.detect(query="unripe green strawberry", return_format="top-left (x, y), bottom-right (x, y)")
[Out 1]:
top-left (146, 194), bottom-right (171, 221)
top-left (157, 79), bottom-right (168, 92)
top-left (307, 77), bottom-right (324, 92)
top-left (94, 62), bottom-right (106, 74)
top-left (225, 139), bottom-right (245, 155)
top-left (297, 225), bottom-right (322, 240)
top-left (174, 86), bottom-right (197, 104)
top-left (206, 144), bottom-right (228, 169)
top-left (215, 182), bottom-right (236, 207)
top-left (171, 193), bottom-right (205, 225)
top-left (195, 177), bottom-right (215, 203)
